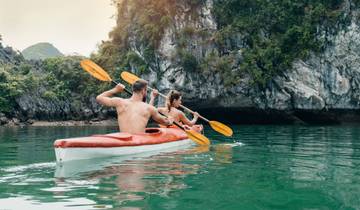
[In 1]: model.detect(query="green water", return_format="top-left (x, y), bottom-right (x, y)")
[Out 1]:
top-left (0, 125), bottom-right (359, 210)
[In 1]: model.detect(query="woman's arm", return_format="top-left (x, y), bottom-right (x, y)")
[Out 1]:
top-left (179, 111), bottom-right (199, 126)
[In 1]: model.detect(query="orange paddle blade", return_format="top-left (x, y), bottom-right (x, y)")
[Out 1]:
top-left (80, 59), bottom-right (112, 82)
top-left (121, 71), bottom-right (140, 85)
top-left (209, 121), bottom-right (233, 137)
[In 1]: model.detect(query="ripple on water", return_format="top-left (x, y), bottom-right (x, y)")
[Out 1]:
top-left (0, 125), bottom-right (360, 209)
top-left (2, 162), bottom-right (56, 173)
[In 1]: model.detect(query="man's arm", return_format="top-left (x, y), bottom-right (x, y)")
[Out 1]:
top-left (149, 89), bottom-right (159, 106)
top-left (157, 107), bottom-right (167, 115)
top-left (149, 106), bottom-right (172, 126)
top-left (96, 84), bottom-right (125, 107)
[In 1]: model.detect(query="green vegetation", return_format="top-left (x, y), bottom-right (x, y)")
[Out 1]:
top-left (40, 56), bottom-right (109, 101)
top-left (0, 39), bottom-right (29, 113)
top-left (212, 0), bottom-right (351, 86)
top-left (0, 0), bottom-right (358, 118)
top-left (0, 65), bottom-right (26, 112)
top-left (96, 0), bottom-right (354, 88)
top-left (22, 42), bottom-right (63, 60)
top-left (95, 0), bottom-right (207, 77)
top-left (0, 39), bottom-right (106, 115)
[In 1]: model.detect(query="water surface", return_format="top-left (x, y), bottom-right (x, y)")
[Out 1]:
top-left (0, 125), bottom-right (359, 209)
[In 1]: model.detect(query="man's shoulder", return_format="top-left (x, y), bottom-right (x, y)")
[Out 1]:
top-left (145, 102), bottom-right (156, 110)
top-left (112, 97), bottom-right (129, 107)
top-left (157, 107), bottom-right (166, 111)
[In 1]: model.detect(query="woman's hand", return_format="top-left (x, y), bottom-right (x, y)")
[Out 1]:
top-left (166, 116), bottom-right (174, 126)
top-left (193, 112), bottom-right (199, 119)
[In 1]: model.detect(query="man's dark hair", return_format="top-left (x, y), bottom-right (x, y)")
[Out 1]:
top-left (132, 79), bottom-right (148, 93)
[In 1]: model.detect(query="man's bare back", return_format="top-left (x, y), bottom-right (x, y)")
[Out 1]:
top-left (96, 81), bottom-right (172, 134)
top-left (115, 98), bottom-right (155, 133)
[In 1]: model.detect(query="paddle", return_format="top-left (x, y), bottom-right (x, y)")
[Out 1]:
top-left (120, 71), bottom-right (233, 137)
top-left (80, 59), bottom-right (210, 146)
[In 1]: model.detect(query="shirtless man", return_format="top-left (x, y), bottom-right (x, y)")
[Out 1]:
top-left (96, 79), bottom-right (172, 134)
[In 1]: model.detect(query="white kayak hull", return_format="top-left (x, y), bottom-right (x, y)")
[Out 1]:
top-left (55, 138), bottom-right (193, 163)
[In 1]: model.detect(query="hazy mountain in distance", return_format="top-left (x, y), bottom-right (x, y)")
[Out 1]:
top-left (22, 42), bottom-right (63, 60)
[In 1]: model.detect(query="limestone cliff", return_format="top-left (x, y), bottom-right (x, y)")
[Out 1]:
top-left (105, 0), bottom-right (360, 124)
top-left (2, 0), bottom-right (360, 125)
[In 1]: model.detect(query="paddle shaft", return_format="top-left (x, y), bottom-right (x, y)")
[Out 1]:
top-left (79, 61), bottom-right (210, 139)
top-left (147, 86), bottom-right (210, 122)
top-left (119, 70), bottom-right (232, 137)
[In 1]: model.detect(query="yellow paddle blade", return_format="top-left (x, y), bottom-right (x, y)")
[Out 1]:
top-left (185, 129), bottom-right (210, 146)
top-left (121, 71), bottom-right (140, 85)
top-left (80, 59), bottom-right (112, 82)
top-left (209, 121), bottom-right (233, 137)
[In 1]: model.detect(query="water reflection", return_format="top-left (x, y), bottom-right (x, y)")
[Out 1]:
top-left (54, 145), bottom-right (210, 178)
top-left (11, 125), bottom-right (360, 209)
top-left (212, 144), bottom-right (234, 164)
top-left (52, 144), bottom-right (237, 209)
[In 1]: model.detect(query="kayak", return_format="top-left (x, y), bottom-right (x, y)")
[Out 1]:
top-left (54, 127), bottom-right (195, 163)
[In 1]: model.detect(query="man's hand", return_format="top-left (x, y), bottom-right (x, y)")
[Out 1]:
top-left (149, 89), bottom-right (159, 106)
top-left (113, 84), bottom-right (125, 93)
top-left (151, 89), bottom-right (159, 98)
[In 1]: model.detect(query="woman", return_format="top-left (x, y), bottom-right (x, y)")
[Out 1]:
top-left (150, 89), bottom-right (202, 132)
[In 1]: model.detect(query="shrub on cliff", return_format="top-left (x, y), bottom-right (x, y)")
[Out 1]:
top-left (97, 0), bottom-right (353, 88)
top-left (212, 0), bottom-right (350, 86)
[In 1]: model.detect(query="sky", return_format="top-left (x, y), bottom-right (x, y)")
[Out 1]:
top-left (0, 0), bottom-right (116, 56)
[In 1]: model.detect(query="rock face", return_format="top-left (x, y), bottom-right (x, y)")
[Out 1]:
top-left (126, 0), bottom-right (360, 124)
top-left (0, 42), bottom-right (114, 124)
top-left (15, 89), bottom-right (112, 122)
top-left (2, 1), bottom-right (360, 125)
top-left (265, 22), bottom-right (360, 112)
top-left (0, 44), bottom-right (23, 65)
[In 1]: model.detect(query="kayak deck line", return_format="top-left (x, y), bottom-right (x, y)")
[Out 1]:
top-left (91, 133), bottom-right (133, 141)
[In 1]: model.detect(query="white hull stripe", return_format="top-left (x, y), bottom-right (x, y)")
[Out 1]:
top-left (55, 139), bottom-right (193, 162)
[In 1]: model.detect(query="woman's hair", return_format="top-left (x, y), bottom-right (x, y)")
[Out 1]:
top-left (167, 90), bottom-right (182, 111)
